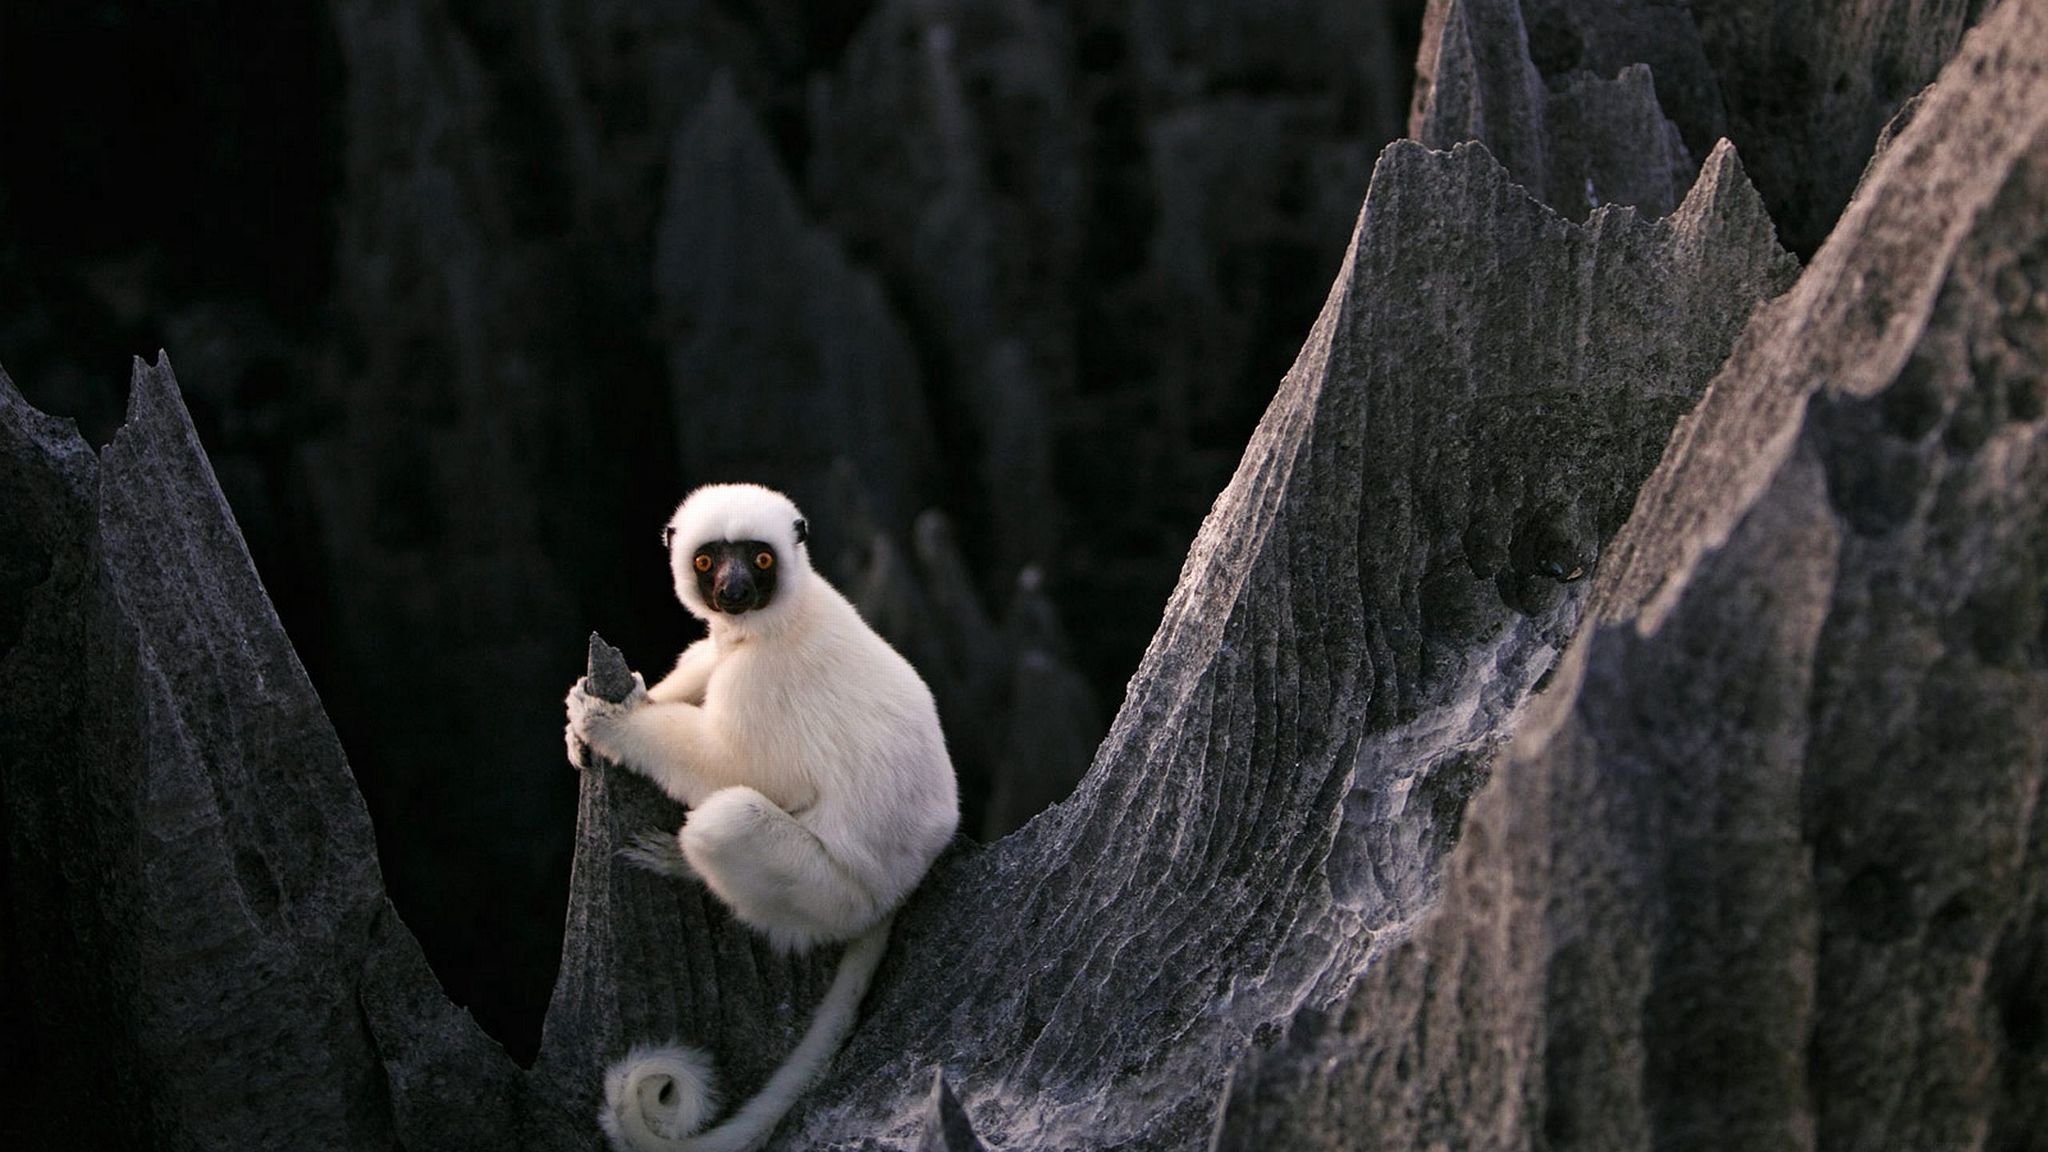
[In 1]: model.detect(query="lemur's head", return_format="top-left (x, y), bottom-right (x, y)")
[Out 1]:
top-left (665, 484), bottom-right (813, 632)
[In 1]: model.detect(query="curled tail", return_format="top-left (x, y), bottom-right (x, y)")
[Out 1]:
top-left (600, 916), bottom-right (893, 1152)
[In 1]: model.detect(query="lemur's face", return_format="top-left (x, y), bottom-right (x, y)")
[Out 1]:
top-left (662, 485), bottom-right (810, 624)
top-left (666, 528), bottom-right (780, 614)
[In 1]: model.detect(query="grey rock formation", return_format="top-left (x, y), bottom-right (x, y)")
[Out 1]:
top-left (773, 133), bottom-right (1793, 1148)
top-left (1425, 0), bottom-right (1695, 222)
top-left (316, 0), bottom-right (605, 1052)
top-left (808, 0), bottom-right (1415, 697)
top-left (1691, 0), bottom-right (1988, 258)
top-left (915, 1070), bottom-right (990, 1152)
top-left (1411, 0), bottom-right (1985, 252)
top-left (1215, 4), bottom-right (2048, 1146)
top-left (1514, 0), bottom-right (1731, 153)
top-left (8, 1), bottom-right (1419, 1050)
top-left (12, 6), bottom-right (1994, 1057)
top-left (982, 566), bottom-right (1103, 840)
top-left (312, 3), bottom-right (1111, 1050)
top-left (810, 0), bottom-right (1079, 576)
top-left (657, 73), bottom-right (940, 537)
top-left (1411, 0), bottom-right (1710, 219)
top-left (584, 632), bottom-right (639, 704)
top-left (0, 342), bottom-right (1084, 1146)
top-left (0, 355), bottom-right (536, 1149)
top-left (1050, 0), bottom-right (1413, 694)
top-left (303, 0), bottom-right (1098, 1052)
top-left (816, 466), bottom-right (1097, 838)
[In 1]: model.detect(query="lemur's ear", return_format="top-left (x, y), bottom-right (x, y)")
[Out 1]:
top-left (793, 517), bottom-right (810, 545)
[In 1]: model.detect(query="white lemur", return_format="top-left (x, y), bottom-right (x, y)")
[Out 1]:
top-left (564, 483), bottom-right (959, 1152)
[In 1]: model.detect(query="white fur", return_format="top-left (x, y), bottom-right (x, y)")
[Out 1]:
top-left (567, 483), bottom-right (959, 1152)
top-left (601, 1044), bottom-right (720, 1147)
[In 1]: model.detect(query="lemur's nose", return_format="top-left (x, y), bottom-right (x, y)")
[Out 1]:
top-left (713, 568), bottom-right (754, 608)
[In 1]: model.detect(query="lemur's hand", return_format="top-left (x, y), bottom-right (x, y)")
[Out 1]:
top-left (564, 672), bottom-right (648, 768)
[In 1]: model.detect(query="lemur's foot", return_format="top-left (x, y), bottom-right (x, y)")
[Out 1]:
top-left (619, 827), bottom-right (698, 879)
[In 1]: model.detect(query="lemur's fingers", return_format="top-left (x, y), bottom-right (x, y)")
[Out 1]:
top-left (565, 676), bottom-right (621, 753)
top-left (566, 670), bottom-right (654, 770)
top-left (568, 677), bottom-right (620, 724)
top-left (564, 679), bottom-right (593, 767)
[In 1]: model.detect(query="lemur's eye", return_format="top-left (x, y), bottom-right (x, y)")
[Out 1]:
top-left (755, 551), bottom-right (775, 570)
top-left (693, 553), bottom-right (712, 573)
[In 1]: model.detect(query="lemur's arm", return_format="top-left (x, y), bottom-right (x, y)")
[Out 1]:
top-left (646, 638), bottom-right (718, 705)
top-left (566, 679), bottom-right (728, 808)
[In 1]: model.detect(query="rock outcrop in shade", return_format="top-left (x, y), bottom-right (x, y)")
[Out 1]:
top-left (1412, 0), bottom-right (1700, 219)
top-left (0, 356), bottom-right (535, 1149)
top-left (1410, 0), bottom-right (1985, 250)
top-left (7, 0), bottom-right (1994, 1054)
top-left (656, 74), bottom-right (940, 538)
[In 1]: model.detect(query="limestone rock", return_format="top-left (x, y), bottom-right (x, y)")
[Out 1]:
top-left (914, 1070), bottom-right (989, 1152)
top-left (585, 632), bottom-right (638, 704)
top-left (0, 356), bottom-right (567, 1148)
top-left (1411, 0), bottom-right (1984, 252)
top-left (1215, 5), bottom-right (2048, 1145)
top-left (656, 74), bottom-right (939, 538)
top-left (981, 567), bottom-right (1102, 839)
top-left (809, 0), bottom-right (1080, 575)
top-left (533, 717), bottom-right (842, 1134)
top-left (1412, 0), bottom-right (1708, 219)
top-left (0, 117), bottom-right (1792, 1146)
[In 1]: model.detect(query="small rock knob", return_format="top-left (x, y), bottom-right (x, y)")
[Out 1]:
top-left (915, 1069), bottom-right (987, 1152)
top-left (586, 632), bottom-right (636, 704)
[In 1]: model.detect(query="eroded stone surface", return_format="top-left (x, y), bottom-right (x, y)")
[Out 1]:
top-left (1216, 6), bottom-right (2048, 1146)
top-left (1411, 0), bottom-right (1984, 251)
top-left (1, 357), bottom-right (541, 1148)
top-left (1412, 0), bottom-right (1713, 218)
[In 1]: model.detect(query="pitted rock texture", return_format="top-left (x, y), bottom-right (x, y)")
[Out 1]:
top-left (1689, 0), bottom-right (1988, 257)
top-left (1214, 5), bottom-right (2048, 1147)
top-left (585, 632), bottom-right (639, 704)
top-left (914, 1071), bottom-right (990, 1152)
